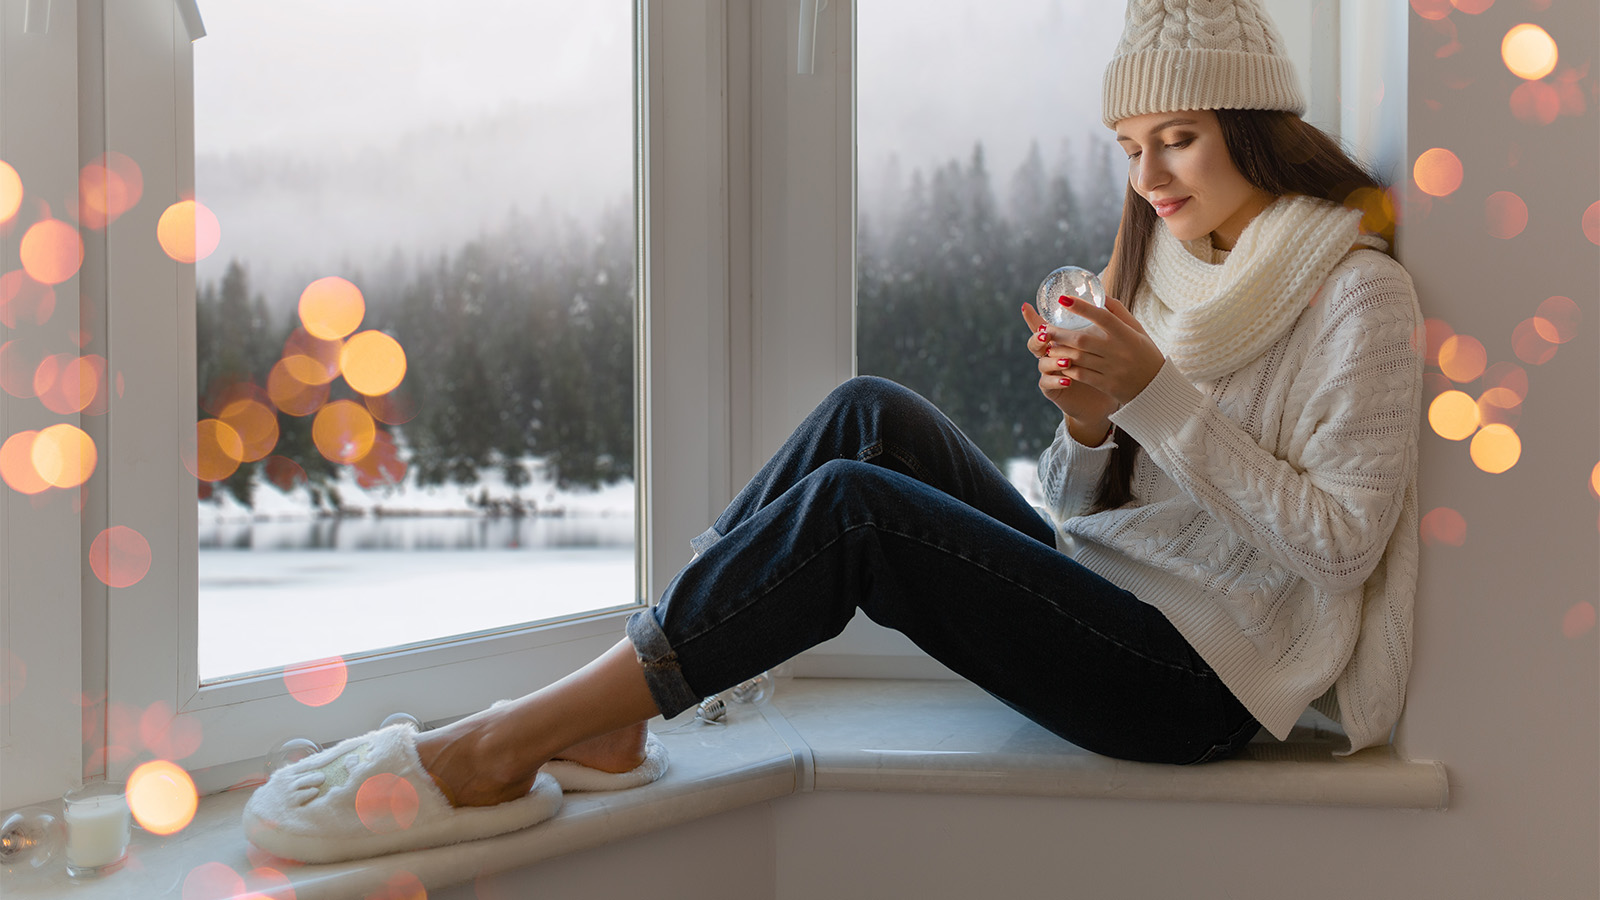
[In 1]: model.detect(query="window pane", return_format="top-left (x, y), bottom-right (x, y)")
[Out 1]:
top-left (856, 1), bottom-right (1124, 494)
top-left (192, 1), bottom-right (637, 682)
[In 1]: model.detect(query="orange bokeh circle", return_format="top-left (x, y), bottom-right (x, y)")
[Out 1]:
top-left (267, 358), bottom-right (332, 417)
top-left (157, 200), bottom-right (222, 264)
top-left (1437, 334), bottom-right (1487, 383)
top-left (312, 400), bottom-right (376, 464)
top-left (34, 353), bottom-right (98, 415)
top-left (298, 277), bottom-right (366, 341)
top-left (0, 431), bottom-right (50, 494)
top-left (20, 219), bottom-right (85, 285)
top-left (341, 331), bottom-right (408, 396)
top-left (284, 656), bottom-right (348, 707)
top-left (1502, 23), bottom-right (1557, 80)
top-left (0, 159), bottom-right (21, 224)
top-left (1428, 390), bottom-right (1479, 441)
top-left (90, 526), bottom-right (153, 588)
top-left (219, 398), bottom-right (280, 463)
top-left (1420, 507), bottom-right (1467, 547)
top-left (127, 759), bottom-right (199, 836)
top-left (1533, 295), bottom-right (1580, 344)
top-left (1484, 191), bottom-right (1528, 240)
top-left (1469, 423), bottom-right (1521, 474)
top-left (31, 423), bottom-right (96, 489)
top-left (355, 773), bottom-right (420, 834)
top-left (1413, 148), bottom-right (1463, 198)
top-left (192, 419), bottom-right (244, 482)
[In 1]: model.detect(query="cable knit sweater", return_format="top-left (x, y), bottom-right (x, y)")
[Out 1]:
top-left (1038, 248), bottom-right (1422, 754)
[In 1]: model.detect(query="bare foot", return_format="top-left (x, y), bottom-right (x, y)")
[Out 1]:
top-left (551, 722), bottom-right (648, 773)
top-left (414, 709), bottom-right (549, 808)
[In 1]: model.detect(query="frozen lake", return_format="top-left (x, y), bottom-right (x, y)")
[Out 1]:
top-left (198, 471), bottom-right (639, 681)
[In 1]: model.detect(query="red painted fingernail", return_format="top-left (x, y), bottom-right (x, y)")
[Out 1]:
top-left (1060, 296), bottom-right (1074, 307)
top-left (1056, 358), bottom-right (1069, 368)
top-left (1062, 377), bottom-right (1072, 386)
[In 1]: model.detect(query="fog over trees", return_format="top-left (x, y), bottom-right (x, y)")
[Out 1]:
top-left (198, 138), bottom-right (1123, 509)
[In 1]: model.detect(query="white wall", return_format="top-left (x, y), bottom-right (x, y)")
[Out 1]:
top-left (460, 1), bottom-right (1599, 896)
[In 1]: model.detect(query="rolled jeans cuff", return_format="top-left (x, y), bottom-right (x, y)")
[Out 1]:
top-left (688, 526), bottom-right (722, 556)
top-left (626, 606), bottom-right (703, 719)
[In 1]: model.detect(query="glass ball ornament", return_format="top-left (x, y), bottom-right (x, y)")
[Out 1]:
top-left (264, 737), bottom-right (322, 775)
top-left (728, 670), bottom-right (775, 706)
top-left (379, 712), bottom-right (424, 732)
top-left (0, 807), bottom-right (65, 873)
top-left (1035, 266), bottom-right (1106, 330)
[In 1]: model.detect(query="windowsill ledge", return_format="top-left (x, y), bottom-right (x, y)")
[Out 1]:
top-left (0, 678), bottom-right (1447, 900)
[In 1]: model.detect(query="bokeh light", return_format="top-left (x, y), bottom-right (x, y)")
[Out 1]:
top-left (34, 353), bottom-right (98, 415)
top-left (1410, 0), bottom-right (1452, 20)
top-left (127, 759), bottom-right (199, 836)
top-left (219, 398), bottom-right (280, 463)
top-left (1449, 0), bottom-right (1492, 12)
top-left (1420, 507), bottom-right (1467, 547)
top-left (355, 773), bottom-right (420, 834)
top-left (157, 200), bottom-right (222, 264)
top-left (1438, 334), bottom-right (1487, 382)
top-left (1561, 603), bottom-right (1595, 640)
top-left (0, 269), bottom-right (56, 329)
top-left (1511, 318), bottom-right (1558, 365)
top-left (1476, 386), bottom-right (1522, 428)
top-left (244, 866), bottom-right (295, 900)
top-left (78, 152), bottom-right (144, 230)
top-left (1414, 148), bottom-right (1463, 197)
top-left (365, 387), bottom-right (419, 426)
top-left (1429, 390), bottom-right (1479, 440)
top-left (284, 656), bottom-right (347, 707)
top-left (1501, 23), bottom-right (1557, 80)
top-left (1591, 461), bottom-right (1600, 499)
top-left (353, 430), bottom-right (407, 489)
top-left (138, 701), bottom-right (203, 761)
top-left (191, 419), bottom-right (244, 482)
top-left (1509, 80), bottom-right (1560, 125)
top-left (1484, 191), bottom-right (1527, 239)
top-left (340, 331), bottom-right (407, 396)
top-left (31, 423), bottom-right (96, 489)
top-left (1345, 187), bottom-right (1395, 237)
top-left (1482, 361), bottom-right (1528, 402)
top-left (1, 339), bottom-right (43, 398)
top-left (183, 862), bottom-right (246, 900)
top-left (281, 329), bottom-right (342, 386)
top-left (1584, 201), bottom-right (1599, 246)
top-left (20, 218), bottom-right (84, 285)
top-left (1421, 318), bottom-right (1454, 366)
top-left (90, 526), bottom-right (153, 588)
top-left (0, 159), bottom-right (21, 224)
top-left (312, 400), bottom-right (376, 464)
top-left (298, 277), bottom-right (365, 341)
top-left (266, 358), bottom-right (332, 417)
top-left (368, 870), bottom-right (426, 900)
top-left (1469, 423), bottom-right (1521, 473)
top-left (0, 431), bottom-right (50, 494)
top-left (1533, 296), bottom-right (1579, 343)
top-left (264, 455), bottom-right (309, 492)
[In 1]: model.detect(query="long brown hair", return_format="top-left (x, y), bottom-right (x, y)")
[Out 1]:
top-left (1088, 109), bottom-right (1389, 514)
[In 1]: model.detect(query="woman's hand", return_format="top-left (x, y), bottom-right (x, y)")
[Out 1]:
top-left (1021, 296), bottom-right (1167, 441)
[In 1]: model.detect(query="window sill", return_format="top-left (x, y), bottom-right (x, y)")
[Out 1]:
top-left (1, 678), bottom-right (1448, 900)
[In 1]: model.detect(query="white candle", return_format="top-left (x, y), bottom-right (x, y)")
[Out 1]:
top-left (64, 791), bottom-right (130, 870)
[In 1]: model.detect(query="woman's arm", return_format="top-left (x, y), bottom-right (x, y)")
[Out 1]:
top-left (1108, 260), bottom-right (1423, 591)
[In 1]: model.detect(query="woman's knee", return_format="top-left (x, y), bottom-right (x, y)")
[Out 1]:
top-left (825, 375), bottom-right (929, 424)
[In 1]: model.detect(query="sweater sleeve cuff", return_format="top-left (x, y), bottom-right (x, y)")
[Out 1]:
top-left (1109, 359), bottom-right (1207, 448)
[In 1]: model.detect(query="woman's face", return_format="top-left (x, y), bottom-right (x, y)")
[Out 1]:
top-left (1114, 110), bottom-right (1277, 251)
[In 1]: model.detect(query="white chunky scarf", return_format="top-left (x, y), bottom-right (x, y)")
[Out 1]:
top-left (1137, 194), bottom-right (1382, 382)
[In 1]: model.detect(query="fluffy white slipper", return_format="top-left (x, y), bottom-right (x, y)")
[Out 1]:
top-left (540, 732), bottom-right (670, 792)
top-left (243, 724), bottom-right (562, 864)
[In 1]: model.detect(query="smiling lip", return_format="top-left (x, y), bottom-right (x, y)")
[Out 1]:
top-left (1153, 197), bottom-right (1189, 217)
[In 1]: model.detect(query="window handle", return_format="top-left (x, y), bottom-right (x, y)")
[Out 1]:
top-left (797, 0), bottom-right (831, 75)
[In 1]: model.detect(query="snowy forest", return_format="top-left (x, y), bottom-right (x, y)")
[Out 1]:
top-left (197, 139), bottom-right (1124, 510)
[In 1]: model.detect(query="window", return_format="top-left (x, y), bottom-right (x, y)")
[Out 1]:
top-left (190, 2), bottom-right (638, 684)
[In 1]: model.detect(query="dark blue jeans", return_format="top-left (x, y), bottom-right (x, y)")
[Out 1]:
top-left (626, 376), bottom-right (1260, 765)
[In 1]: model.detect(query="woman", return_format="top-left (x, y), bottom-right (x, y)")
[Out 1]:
top-left (245, 0), bottom-right (1421, 862)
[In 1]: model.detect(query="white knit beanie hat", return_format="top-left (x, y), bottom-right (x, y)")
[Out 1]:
top-left (1102, 0), bottom-right (1306, 128)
